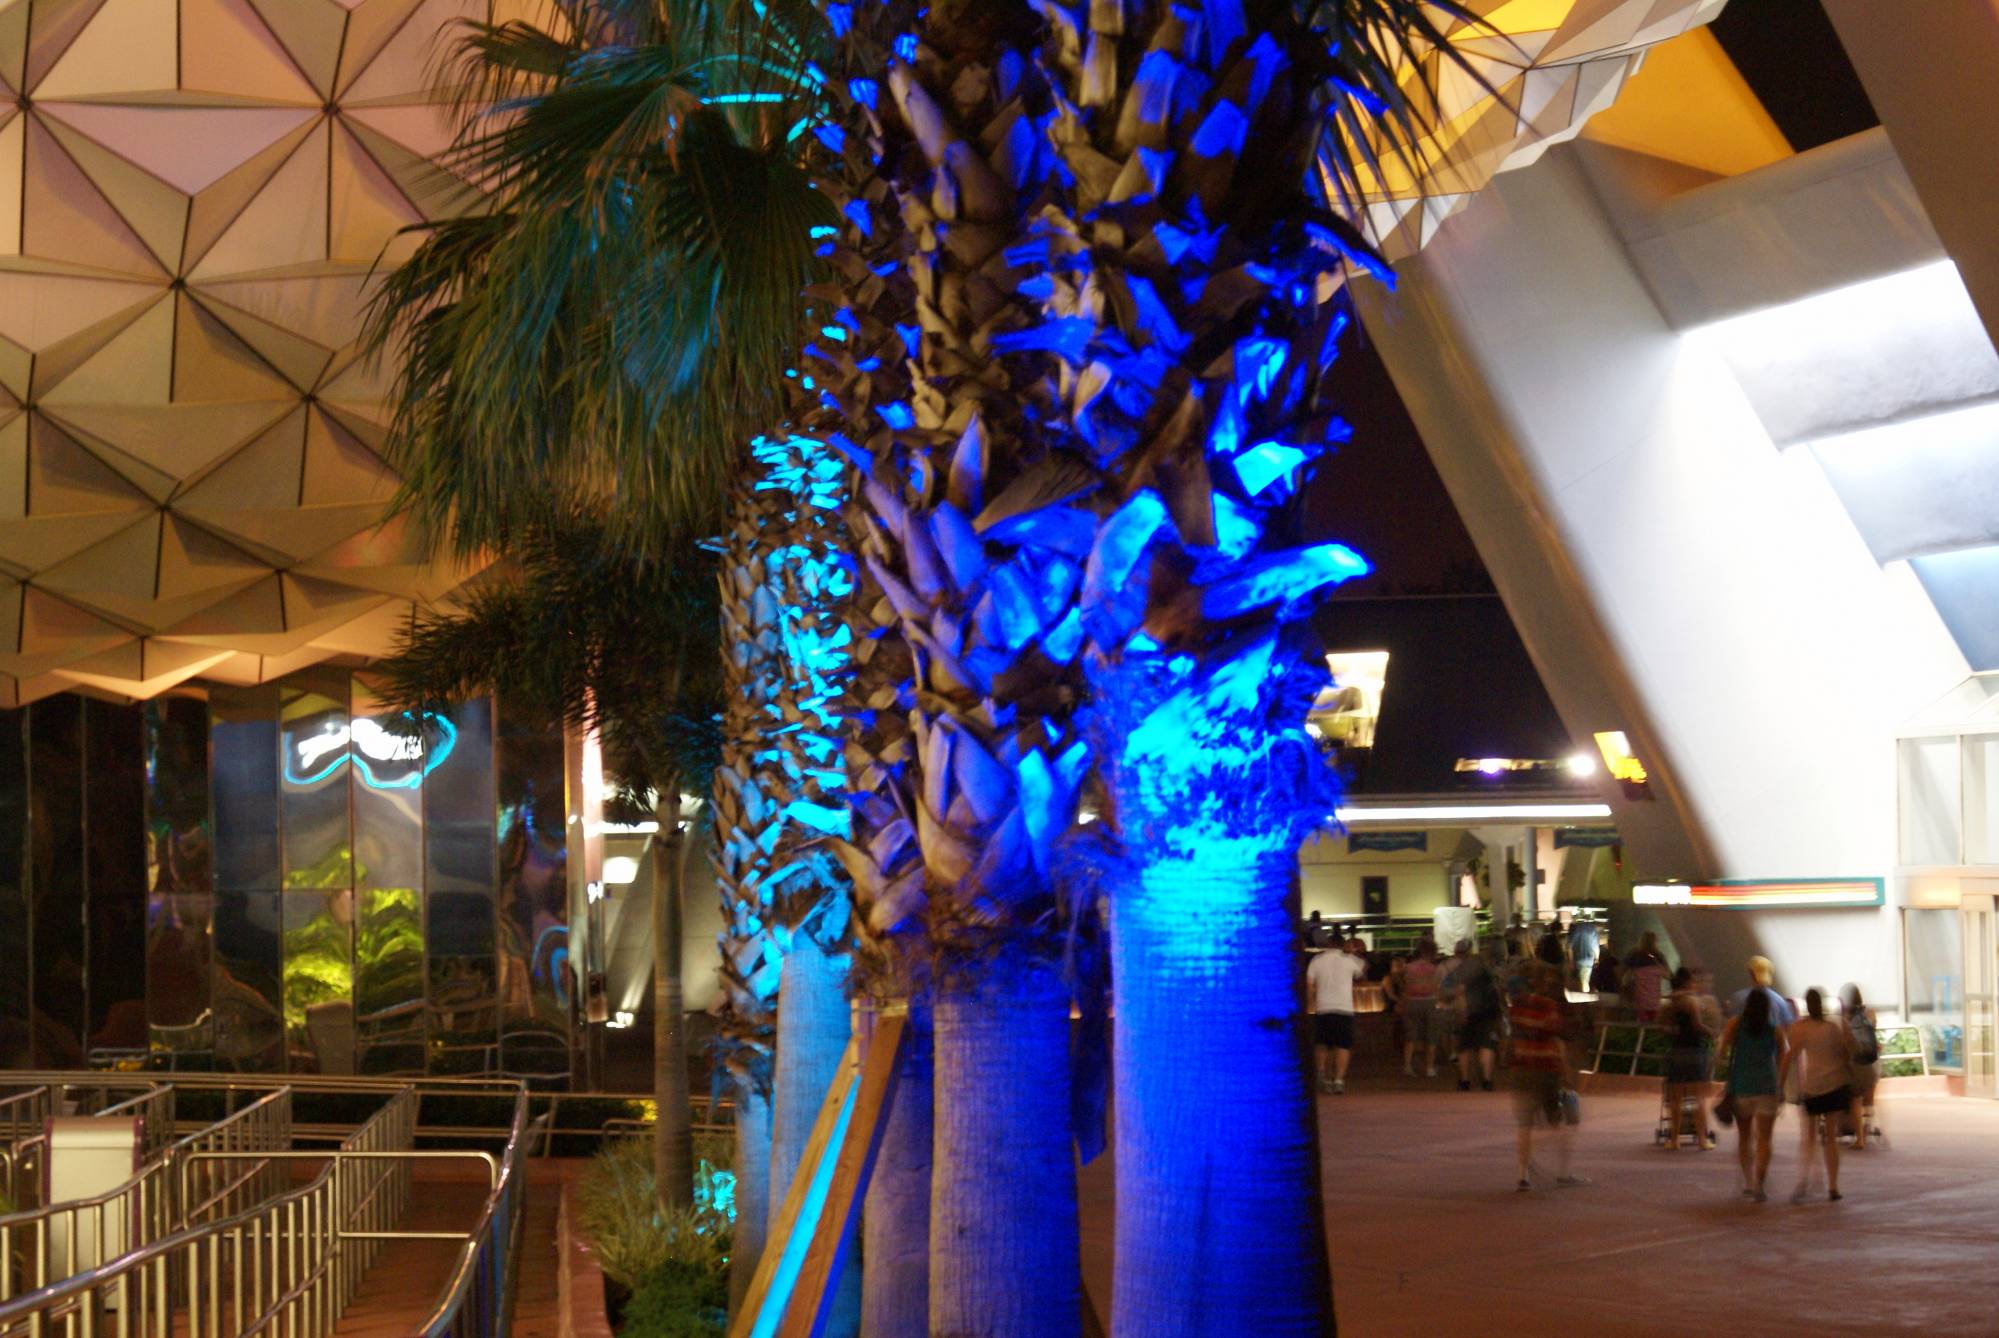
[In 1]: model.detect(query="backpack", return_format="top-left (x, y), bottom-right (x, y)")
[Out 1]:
top-left (1850, 1014), bottom-right (1878, 1066)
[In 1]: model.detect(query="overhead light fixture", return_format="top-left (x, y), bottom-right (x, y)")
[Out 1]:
top-left (609, 1010), bottom-right (637, 1030)
top-left (1565, 753), bottom-right (1597, 777)
top-left (603, 855), bottom-right (641, 885)
top-left (1337, 802), bottom-right (1613, 824)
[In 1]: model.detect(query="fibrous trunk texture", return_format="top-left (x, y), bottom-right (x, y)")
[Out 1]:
top-left (861, 1004), bottom-right (932, 1338)
top-left (1110, 854), bottom-right (1331, 1335)
top-left (653, 796), bottom-right (693, 1207)
top-left (729, 1086), bottom-right (773, 1307)
top-left (769, 934), bottom-right (859, 1334)
top-left (930, 964), bottom-right (1080, 1338)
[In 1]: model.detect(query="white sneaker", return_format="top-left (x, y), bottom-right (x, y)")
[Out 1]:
top-left (1425, 1065), bottom-right (1437, 1078)
top-left (1331, 1079), bottom-right (1345, 1095)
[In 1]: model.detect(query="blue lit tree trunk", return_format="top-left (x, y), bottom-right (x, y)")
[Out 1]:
top-left (1109, 853), bottom-right (1328, 1331)
top-left (803, 1), bottom-right (1444, 1329)
top-left (860, 1001), bottom-right (931, 1338)
top-left (713, 434), bottom-right (861, 1317)
top-left (930, 963), bottom-right (1079, 1337)
top-left (729, 1086), bottom-right (774, 1304)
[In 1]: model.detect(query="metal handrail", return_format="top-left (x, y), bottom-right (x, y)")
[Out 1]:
top-left (416, 1089), bottom-right (545, 1337)
top-left (0, 1086), bottom-right (418, 1337)
top-left (0, 1087), bottom-right (291, 1302)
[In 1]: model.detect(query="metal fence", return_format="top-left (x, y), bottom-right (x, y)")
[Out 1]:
top-left (0, 1086), bottom-right (416, 1337)
top-left (0, 1087), bottom-right (291, 1304)
top-left (416, 1090), bottom-right (544, 1338)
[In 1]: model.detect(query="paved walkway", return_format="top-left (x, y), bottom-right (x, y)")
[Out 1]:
top-left (1078, 1085), bottom-right (1999, 1336)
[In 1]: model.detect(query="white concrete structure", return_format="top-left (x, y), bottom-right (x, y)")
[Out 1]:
top-left (1352, 29), bottom-right (1995, 1020)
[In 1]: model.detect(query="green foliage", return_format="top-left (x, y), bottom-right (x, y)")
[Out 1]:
top-left (372, 514), bottom-right (722, 804)
top-left (361, 0), bottom-right (835, 557)
top-left (619, 1261), bottom-right (728, 1338)
top-left (577, 1137), bottom-right (731, 1292)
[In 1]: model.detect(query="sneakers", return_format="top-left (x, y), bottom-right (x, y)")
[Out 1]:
top-left (1457, 1079), bottom-right (1472, 1092)
top-left (1425, 1065), bottom-right (1438, 1078)
top-left (1330, 1079), bottom-right (1346, 1095)
top-left (1316, 1077), bottom-right (1335, 1094)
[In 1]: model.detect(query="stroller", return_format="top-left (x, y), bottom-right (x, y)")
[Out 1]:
top-left (1654, 1090), bottom-right (1712, 1148)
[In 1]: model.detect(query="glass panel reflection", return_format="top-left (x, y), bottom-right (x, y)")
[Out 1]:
top-left (426, 697), bottom-right (497, 1075)
top-left (146, 697), bottom-right (214, 1060)
top-left (214, 889), bottom-right (283, 1072)
top-left (352, 683), bottom-right (426, 1074)
top-left (0, 709), bottom-right (29, 1067)
top-left (497, 697), bottom-right (572, 1079)
top-left (85, 701), bottom-right (148, 1062)
top-left (29, 697), bottom-right (86, 1068)
top-left (211, 686), bottom-right (281, 892)
top-left (280, 677), bottom-right (351, 892)
top-left (282, 888), bottom-right (354, 1074)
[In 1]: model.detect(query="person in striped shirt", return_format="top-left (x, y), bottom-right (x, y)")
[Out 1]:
top-left (1511, 964), bottom-right (1587, 1192)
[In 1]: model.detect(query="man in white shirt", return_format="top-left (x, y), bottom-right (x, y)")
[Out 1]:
top-left (1307, 935), bottom-right (1368, 1094)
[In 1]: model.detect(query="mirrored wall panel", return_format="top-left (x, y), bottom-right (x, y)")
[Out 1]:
top-left (425, 696), bottom-right (497, 1075)
top-left (497, 695), bottom-right (572, 1081)
top-left (146, 696), bottom-right (213, 1061)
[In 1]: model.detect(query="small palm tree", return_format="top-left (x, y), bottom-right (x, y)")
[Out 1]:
top-left (373, 513), bottom-right (722, 1208)
top-left (360, 1), bottom-right (870, 1311)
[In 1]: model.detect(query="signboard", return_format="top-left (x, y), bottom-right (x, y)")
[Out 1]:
top-left (1555, 827), bottom-right (1621, 849)
top-left (285, 712), bottom-right (457, 790)
top-left (1633, 878), bottom-right (1884, 909)
top-left (1348, 830), bottom-right (1427, 854)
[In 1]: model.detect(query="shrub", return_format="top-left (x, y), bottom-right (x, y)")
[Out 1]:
top-left (576, 1138), bottom-right (731, 1293)
top-left (618, 1260), bottom-right (728, 1337)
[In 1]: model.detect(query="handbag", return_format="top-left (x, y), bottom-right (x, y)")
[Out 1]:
top-left (1713, 1088), bottom-right (1736, 1127)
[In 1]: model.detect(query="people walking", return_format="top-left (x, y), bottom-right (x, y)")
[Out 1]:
top-left (1510, 963), bottom-right (1585, 1191)
top-left (1624, 932), bottom-right (1668, 1023)
top-left (1307, 935), bottom-right (1367, 1094)
top-left (1445, 940), bottom-right (1503, 1092)
top-left (1660, 966), bottom-right (1718, 1150)
top-left (1726, 955), bottom-right (1797, 1027)
top-left (1841, 984), bottom-right (1881, 1151)
top-left (1568, 917), bottom-right (1600, 993)
top-left (1716, 986), bottom-right (1788, 1200)
top-left (1536, 920), bottom-right (1567, 972)
top-left (1784, 988), bottom-right (1854, 1202)
top-left (1402, 939), bottom-right (1442, 1078)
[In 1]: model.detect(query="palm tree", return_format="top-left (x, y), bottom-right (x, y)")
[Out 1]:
top-left (798, 2), bottom-right (1482, 1332)
top-left (372, 514), bottom-right (722, 1208)
top-left (360, 2), bottom-right (874, 1316)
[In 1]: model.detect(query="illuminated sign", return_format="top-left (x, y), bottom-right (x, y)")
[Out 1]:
top-left (285, 713), bottom-right (457, 790)
top-left (1633, 878), bottom-right (1884, 909)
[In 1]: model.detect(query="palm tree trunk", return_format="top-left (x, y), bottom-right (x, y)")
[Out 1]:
top-left (653, 793), bottom-right (693, 1208)
top-left (861, 1001), bottom-right (930, 1338)
top-left (769, 932), bottom-right (859, 1334)
top-left (729, 1085), bottom-right (773, 1306)
top-left (930, 961), bottom-right (1080, 1338)
top-left (1108, 853), bottom-right (1331, 1335)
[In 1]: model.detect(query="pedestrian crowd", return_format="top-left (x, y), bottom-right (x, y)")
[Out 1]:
top-left (1303, 913), bottom-right (1886, 1200)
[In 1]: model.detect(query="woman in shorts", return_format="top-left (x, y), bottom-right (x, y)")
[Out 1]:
top-left (1840, 983), bottom-right (1880, 1150)
top-left (1660, 967), bottom-right (1718, 1149)
top-left (1784, 987), bottom-right (1853, 1202)
top-left (1716, 986), bottom-right (1788, 1199)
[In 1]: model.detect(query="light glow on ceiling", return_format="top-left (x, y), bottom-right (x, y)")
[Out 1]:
top-left (603, 855), bottom-right (641, 885)
top-left (1687, 261), bottom-right (1999, 447)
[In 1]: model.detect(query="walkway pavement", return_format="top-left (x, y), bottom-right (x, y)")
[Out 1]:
top-left (1078, 1083), bottom-right (1999, 1336)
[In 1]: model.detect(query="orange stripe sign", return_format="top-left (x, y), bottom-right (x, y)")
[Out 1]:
top-left (1633, 878), bottom-right (1884, 908)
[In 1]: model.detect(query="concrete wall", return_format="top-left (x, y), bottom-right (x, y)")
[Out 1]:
top-left (1353, 141), bottom-right (1969, 1006)
top-left (1299, 831), bottom-right (1454, 918)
